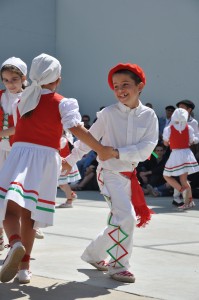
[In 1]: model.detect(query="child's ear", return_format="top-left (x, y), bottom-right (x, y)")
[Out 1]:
top-left (138, 82), bottom-right (144, 93)
top-left (21, 75), bottom-right (26, 83)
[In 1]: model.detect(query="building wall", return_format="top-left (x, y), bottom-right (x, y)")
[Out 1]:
top-left (0, 0), bottom-right (198, 122)
top-left (56, 0), bottom-right (199, 121)
top-left (0, 0), bottom-right (56, 88)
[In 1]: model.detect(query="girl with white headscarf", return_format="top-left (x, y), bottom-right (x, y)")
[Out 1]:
top-left (163, 108), bottom-right (199, 209)
top-left (0, 53), bottom-right (114, 284)
top-left (0, 57), bottom-right (27, 254)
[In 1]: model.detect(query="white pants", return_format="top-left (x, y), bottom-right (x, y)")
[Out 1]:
top-left (81, 169), bottom-right (137, 275)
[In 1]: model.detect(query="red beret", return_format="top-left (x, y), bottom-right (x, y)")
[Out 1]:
top-left (108, 63), bottom-right (146, 90)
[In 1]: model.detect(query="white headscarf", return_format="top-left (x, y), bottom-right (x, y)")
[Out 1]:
top-left (1, 57), bottom-right (27, 75)
top-left (170, 108), bottom-right (188, 133)
top-left (18, 53), bottom-right (61, 116)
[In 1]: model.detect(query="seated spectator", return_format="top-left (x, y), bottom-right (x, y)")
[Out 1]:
top-left (145, 102), bottom-right (153, 109)
top-left (137, 144), bottom-right (173, 196)
top-left (158, 105), bottom-right (175, 141)
top-left (189, 171), bottom-right (199, 199)
top-left (82, 114), bottom-right (91, 129)
top-left (76, 150), bottom-right (97, 178)
top-left (71, 159), bottom-right (99, 191)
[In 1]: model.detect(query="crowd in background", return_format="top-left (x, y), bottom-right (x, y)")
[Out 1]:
top-left (72, 100), bottom-right (199, 205)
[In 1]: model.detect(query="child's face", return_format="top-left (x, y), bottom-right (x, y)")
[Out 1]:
top-left (1, 70), bottom-right (25, 94)
top-left (112, 73), bottom-right (144, 108)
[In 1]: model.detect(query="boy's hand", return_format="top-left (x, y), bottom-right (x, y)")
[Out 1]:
top-left (62, 159), bottom-right (72, 174)
top-left (98, 146), bottom-right (118, 161)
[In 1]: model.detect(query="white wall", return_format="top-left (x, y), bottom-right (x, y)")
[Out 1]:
top-left (0, 0), bottom-right (198, 122)
top-left (0, 0), bottom-right (56, 88)
top-left (56, 0), bottom-right (199, 121)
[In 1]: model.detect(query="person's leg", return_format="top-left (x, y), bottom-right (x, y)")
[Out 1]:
top-left (3, 200), bottom-right (21, 243)
top-left (179, 173), bottom-right (194, 209)
top-left (0, 227), bottom-right (4, 251)
top-left (81, 171), bottom-right (136, 277)
top-left (59, 183), bottom-right (74, 207)
top-left (19, 207), bottom-right (35, 271)
top-left (0, 200), bottom-right (25, 283)
top-left (163, 175), bottom-right (182, 191)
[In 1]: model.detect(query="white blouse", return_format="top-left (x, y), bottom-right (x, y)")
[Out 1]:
top-left (163, 125), bottom-right (198, 145)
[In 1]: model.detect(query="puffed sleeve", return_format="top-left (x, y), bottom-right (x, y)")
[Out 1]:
top-left (59, 98), bottom-right (82, 131)
top-left (189, 125), bottom-right (199, 144)
top-left (163, 126), bottom-right (171, 142)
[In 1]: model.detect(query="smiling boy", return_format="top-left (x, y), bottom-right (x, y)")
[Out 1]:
top-left (63, 63), bottom-right (159, 283)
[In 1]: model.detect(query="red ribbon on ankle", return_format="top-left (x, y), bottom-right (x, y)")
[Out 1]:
top-left (9, 234), bottom-right (21, 244)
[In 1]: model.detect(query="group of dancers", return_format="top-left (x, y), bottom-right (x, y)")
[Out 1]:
top-left (0, 54), bottom-right (198, 286)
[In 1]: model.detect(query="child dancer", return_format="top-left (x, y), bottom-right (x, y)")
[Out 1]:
top-left (63, 63), bottom-right (159, 283)
top-left (0, 57), bottom-right (27, 251)
top-left (57, 132), bottom-right (80, 208)
top-left (172, 100), bottom-right (199, 205)
top-left (163, 108), bottom-right (199, 209)
top-left (0, 53), bottom-right (114, 284)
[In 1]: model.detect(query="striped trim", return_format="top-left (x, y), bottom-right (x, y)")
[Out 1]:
top-left (165, 162), bottom-right (198, 173)
top-left (0, 182), bottom-right (55, 213)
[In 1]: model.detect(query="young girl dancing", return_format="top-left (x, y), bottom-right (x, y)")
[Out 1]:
top-left (163, 108), bottom-right (199, 209)
top-left (0, 53), bottom-right (114, 284)
top-left (0, 57), bottom-right (27, 251)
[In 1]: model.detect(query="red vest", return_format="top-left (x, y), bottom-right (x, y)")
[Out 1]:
top-left (169, 125), bottom-right (189, 149)
top-left (13, 93), bottom-right (64, 150)
top-left (60, 141), bottom-right (71, 157)
top-left (0, 90), bottom-right (15, 146)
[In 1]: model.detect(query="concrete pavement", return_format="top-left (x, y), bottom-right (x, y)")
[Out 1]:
top-left (0, 189), bottom-right (199, 300)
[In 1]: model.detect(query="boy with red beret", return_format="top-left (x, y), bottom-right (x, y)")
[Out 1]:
top-left (62, 62), bottom-right (159, 283)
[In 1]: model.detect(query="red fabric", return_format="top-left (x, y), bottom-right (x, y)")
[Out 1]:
top-left (108, 63), bottom-right (146, 90)
top-left (121, 170), bottom-right (154, 228)
top-left (9, 234), bottom-right (21, 244)
top-left (21, 254), bottom-right (30, 262)
top-left (0, 90), bottom-right (14, 146)
top-left (13, 93), bottom-right (64, 150)
top-left (60, 141), bottom-right (71, 157)
top-left (170, 125), bottom-right (189, 149)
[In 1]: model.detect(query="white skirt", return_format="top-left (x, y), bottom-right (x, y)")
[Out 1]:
top-left (58, 164), bottom-right (81, 185)
top-left (0, 142), bottom-right (61, 228)
top-left (163, 148), bottom-right (199, 177)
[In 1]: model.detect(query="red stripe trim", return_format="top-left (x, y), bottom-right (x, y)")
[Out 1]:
top-left (165, 162), bottom-right (198, 170)
top-left (68, 170), bottom-right (79, 175)
top-left (38, 198), bottom-right (55, 205)
top-left (0, 187), bottom-right (7, 193)
top-left (10, 182), bottom-right (39, 196)
top-left (97, 168), bottom-right (104, 184)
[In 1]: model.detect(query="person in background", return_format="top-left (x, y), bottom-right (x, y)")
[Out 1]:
top-left (163, 108), bottom-right (199, 209)
top-left (145, 102), bottom-right (153, 109)
top-left (172, 100), bottom-right (199, 205)
top-left (137, 144), bottom-right (172, 197)
top-left (158, 105), bottom-right (175, 141)
top-left (0, 57), bottom-right (28, 251)
top-left (57, 132), bottom-right (80, 208)
top-left (82, 114), bottom-right (91, 129)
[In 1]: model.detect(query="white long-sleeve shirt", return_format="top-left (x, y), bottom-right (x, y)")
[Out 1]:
top-left (66, 101), bottom-right (159, 172)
